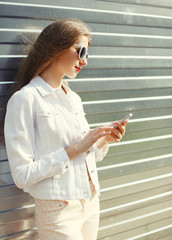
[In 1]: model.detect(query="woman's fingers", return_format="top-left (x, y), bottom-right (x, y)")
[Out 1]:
top-left (94, 123), bottom-right (126, 142)
top-left (122, 119), bottom-right (128, 127)
top-left (96, 125), bottom-right (114, 133)
top-left (111, 129), bottom-right (122, 142)
top-left (93, 125), bottom-right (113, 141)
top-left (113, 122), bottom-right (125, 136)
top-left (80, 122), bottom-right (126, 153)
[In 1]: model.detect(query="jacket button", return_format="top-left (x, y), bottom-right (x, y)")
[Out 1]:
top-left (87, 150), bottom-right (90, 154)
top-left (65, 165), bottom-right (69, 169)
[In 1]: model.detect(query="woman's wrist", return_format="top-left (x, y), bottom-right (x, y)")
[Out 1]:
top-left (65, 142), bottom-right (83, 160)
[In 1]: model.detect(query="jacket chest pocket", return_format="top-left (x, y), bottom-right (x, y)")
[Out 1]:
top-left (36, 110), bottom-right (60, 134)
top-left (72, 112), bottom-right (90, 140)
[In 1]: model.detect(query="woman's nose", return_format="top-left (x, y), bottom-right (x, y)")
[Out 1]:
top-left (80, 56), bottom-right (88, 66)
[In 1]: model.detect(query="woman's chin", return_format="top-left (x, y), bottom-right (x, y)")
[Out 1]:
top-left (66, 72), bottom-right (78, 79)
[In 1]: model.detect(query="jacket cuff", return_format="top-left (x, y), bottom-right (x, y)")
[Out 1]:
top-left (53, 148), bottom-right (71, 174)
top-left (59, 148), bottom-right (71, 173)
top-left (94, 143), bottom-right (109, 162)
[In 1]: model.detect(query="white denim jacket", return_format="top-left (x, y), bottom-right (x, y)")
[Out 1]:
top-left (4, 76), bottom-right (109, 200)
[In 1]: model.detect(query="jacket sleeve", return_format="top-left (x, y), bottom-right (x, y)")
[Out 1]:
top-left (4, 91), bottom-right (71, 189)
top-left (93, 142), bottom-right (109, 162)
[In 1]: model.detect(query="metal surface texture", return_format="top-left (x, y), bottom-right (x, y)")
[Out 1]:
top-left (0, 0), bottom-right (172, 239)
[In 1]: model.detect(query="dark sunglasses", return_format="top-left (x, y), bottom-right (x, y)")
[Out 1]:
top-left (74, 44), bottom-right (88, 60)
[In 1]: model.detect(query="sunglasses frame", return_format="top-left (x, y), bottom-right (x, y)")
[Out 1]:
top-left (74, 44), bottom-right (88, 60)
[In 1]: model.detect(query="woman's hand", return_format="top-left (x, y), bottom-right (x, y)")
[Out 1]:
top-left (104, 120), bottom-right (127, 143)
top-left (96, 120), bottom-right (128, 149)
top-left (77, 125), bottom-right (115, 153)
top-left (65, 120), bottom-right (128, 160)
top-left (65, 124), bottom-right (114, 160)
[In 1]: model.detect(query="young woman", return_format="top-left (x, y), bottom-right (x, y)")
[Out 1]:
top-left (4, 19), bottom-right (127, 240)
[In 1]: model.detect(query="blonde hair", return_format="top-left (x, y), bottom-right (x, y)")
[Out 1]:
top-left (15, 18), bottom-right (91, 90)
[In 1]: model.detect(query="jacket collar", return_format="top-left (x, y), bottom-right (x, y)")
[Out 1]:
top-left (30, 75), bottom-right (71, 97)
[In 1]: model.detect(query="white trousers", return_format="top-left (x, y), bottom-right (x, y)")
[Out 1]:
top-left (35, 180), bottom-right (100, 240)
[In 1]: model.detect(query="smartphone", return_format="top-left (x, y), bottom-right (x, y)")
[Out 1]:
top-left (118, 113), bottom-right (133, 124)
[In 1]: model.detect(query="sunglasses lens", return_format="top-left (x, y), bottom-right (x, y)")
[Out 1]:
top-left (80, 47), bottom-right (86, 59)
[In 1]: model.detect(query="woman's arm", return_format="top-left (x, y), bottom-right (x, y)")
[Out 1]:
top-left (65, 122), bottom-right (127, 160)
top-left (4, 92), bottom-right (71, 189)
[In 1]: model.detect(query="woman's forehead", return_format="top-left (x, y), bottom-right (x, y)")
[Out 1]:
top-left (74, 36), bottom-right (89, 49)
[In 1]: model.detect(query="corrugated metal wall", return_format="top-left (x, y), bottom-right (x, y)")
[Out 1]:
top-left (0, 0), bottom-right (172, 239)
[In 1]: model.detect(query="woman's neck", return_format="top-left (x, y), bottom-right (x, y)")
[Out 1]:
top-left (40, 61), bottom-right (64, 89)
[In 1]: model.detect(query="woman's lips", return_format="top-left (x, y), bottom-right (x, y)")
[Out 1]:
top-left (75, 66), bottom-right (81, 72)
